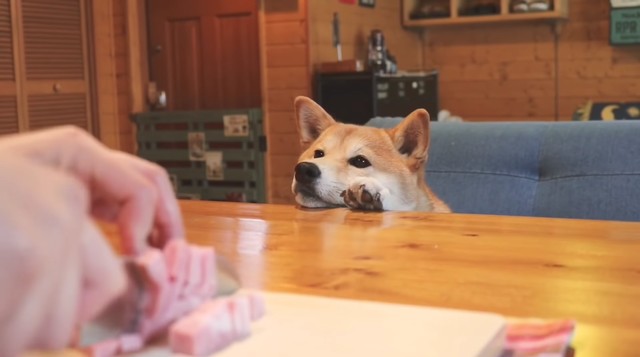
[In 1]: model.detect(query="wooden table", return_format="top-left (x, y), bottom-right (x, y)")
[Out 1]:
top-left (105, 201), bottom-right (640, 357)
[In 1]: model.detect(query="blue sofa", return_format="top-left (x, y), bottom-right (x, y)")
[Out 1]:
top-left (365, 119), bottom-right (640, 222)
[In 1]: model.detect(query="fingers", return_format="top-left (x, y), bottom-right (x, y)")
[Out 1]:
top-left (0, 126), bottom-right (184, 253)
top-left (0, 157), bottom-right (87, 352)
top-left (112, 151), bottom-right (185, 246)
top-left (35, 228), bottom-right (82, 350)
top-left (0, 126), bottom-right (161, 254)
top-left (77, 220), bottom-right (127, 323)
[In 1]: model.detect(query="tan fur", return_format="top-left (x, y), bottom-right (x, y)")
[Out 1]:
top-left (292, 96), bottom-right (451, 213)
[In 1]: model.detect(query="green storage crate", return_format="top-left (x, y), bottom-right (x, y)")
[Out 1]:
top-left (133, 109), bottom-right (266, 203)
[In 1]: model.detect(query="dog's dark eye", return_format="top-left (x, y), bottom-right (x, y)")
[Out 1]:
top-left (348, 155), bottom-right (371, 169)
top-left (314, 150), bottom-right (325, 158)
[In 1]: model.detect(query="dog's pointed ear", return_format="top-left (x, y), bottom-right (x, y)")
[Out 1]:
top-left (389, 109), bottom-right (431, 161)
top-left (294, 96), bottom-right (336, 147)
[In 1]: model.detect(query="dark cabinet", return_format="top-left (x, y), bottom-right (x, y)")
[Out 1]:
top-left (314, 70), bottom-right (439, 125)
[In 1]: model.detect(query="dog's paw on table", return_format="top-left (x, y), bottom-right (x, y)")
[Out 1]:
top-left (341, 177), bottom-right (388, 211)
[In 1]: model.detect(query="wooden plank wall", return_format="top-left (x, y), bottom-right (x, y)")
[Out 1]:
top-left (309, 0), bottom-right (422, 70)
top-left (91, 0), bottom-right (120, 149)
top-left (261, 0), bottom-right (311, 204)
top-left (557, 0), bottom-right (640, 118)
top-left (112, 0), bottom-right (134, 153)
top-left (423, 0), bottom-right (640, 122)
top-left (89, 0), bottom-right (136, 152)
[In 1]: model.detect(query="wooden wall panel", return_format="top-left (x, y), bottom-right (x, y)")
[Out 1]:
top-left (92, 0), bottom-right (120, 149)
top-left (89, 0), bottom-right (138, 152)
top-left (423, 23), bottom-right (556, 122)
top-left (557, 0), bottom-right (640, 119)
top-left (309, 0), bottom-right (422, 70)
top-left (112, 0), bottom-right (133, 153)
top-left (423, 0), bottom-right (640, 121)
top-left (260, 0), bottom-right (310, 205)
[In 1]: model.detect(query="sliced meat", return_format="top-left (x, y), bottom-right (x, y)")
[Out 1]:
top-left (119, 333), bottom-right (144, 353)
top-left (164, 240), bottom-right (190, 285)
top-left (82, 339), bottom-right (119, 357)
top-left (246, 291), bottom-right (266, 321)
top-left (169, 299), bottom-right (235, 356)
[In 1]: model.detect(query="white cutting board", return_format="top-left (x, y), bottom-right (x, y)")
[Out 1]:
top-left (128, 292), bottom-right (506, 357)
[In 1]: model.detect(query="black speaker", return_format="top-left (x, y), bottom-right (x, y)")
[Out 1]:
top-left (314, 70), bottom-right (439, 126)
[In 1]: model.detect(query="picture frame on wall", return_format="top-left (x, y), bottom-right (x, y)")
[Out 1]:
top-left (610, 6), bottom-right (640, 45)
top-left (611, 0), bottom-right (640, 7)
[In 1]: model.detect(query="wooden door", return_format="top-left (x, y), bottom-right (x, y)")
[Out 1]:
top-left (0, 0), bottom-right (94, 136)
top-left (20, 0), bottom-right (93, 131)
top-left (148, 0), bottom-right (261, 111)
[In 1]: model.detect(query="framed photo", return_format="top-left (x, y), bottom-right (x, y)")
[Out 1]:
top-left (187, 132), bottom-right (206, 161)
top-left (223, 114), bottom-right (250, 137)
top-left (610, 6), bottom-right (640, 45)
top-left (205, 151), bottom-right (224, 181)
top-left (611, 0), bottom-right (640, 7)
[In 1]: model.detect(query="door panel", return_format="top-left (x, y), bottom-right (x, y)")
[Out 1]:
top-left (0, 0), bottom-right (13, 81)
top-left (203, 13), bottom-right (261, 109)
top-left (0, 96), bottom-right (19, 135)
top-left (28, 93), bottom-right (87, 130)
top-left (20, 0), bottom-right (92, 131)
top-left (0, 0), bottom-right (18, 135)
top-left (168, 19), bottom-right (202, 109)
top-left (22, 0), bottom-right (85, 80)
top-left (148, 0), bottom-right (261, 111)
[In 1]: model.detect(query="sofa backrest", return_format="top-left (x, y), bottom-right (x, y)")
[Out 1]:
top-left (365, 118), bottom-right (640, 222)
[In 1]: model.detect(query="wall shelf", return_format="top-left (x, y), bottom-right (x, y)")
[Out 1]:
top-left (402, 0), bottom-right (568, 27)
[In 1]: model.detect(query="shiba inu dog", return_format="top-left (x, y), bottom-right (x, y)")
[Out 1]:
top-left (291, 96), bottom-right (450, 213)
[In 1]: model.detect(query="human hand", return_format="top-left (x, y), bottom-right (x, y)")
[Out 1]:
top-left (0, 126), bottom-right (185, 254)
top-left (0, 125), bottom-right (185, 354)
top-left (0, 156), bottom-right (126, 355)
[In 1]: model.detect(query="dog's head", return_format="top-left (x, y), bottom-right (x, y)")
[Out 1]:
top-left (291, 96), bottom-right (432, 208)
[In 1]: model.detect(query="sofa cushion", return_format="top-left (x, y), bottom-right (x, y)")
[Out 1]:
top-left (534, 121), bottom-right (640, 221)
top-left (365, 118), bottom-right (640, 221)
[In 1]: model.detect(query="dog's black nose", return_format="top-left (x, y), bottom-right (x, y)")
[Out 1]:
top-left (295, 162), bottom-right (321, 184)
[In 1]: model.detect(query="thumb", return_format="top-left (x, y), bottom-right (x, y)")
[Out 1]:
top-left (77, 220), bottom-right (127, 324)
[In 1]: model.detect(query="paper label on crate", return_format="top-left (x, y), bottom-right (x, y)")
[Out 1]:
top-left (223, 115), bottom-right (250, 137)
top-left (187, 132), bottom-right (206, 161)
top-left (611, 0), bottom-right (640, 8)
top-left (205, 151), bottom-right (224, 181)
